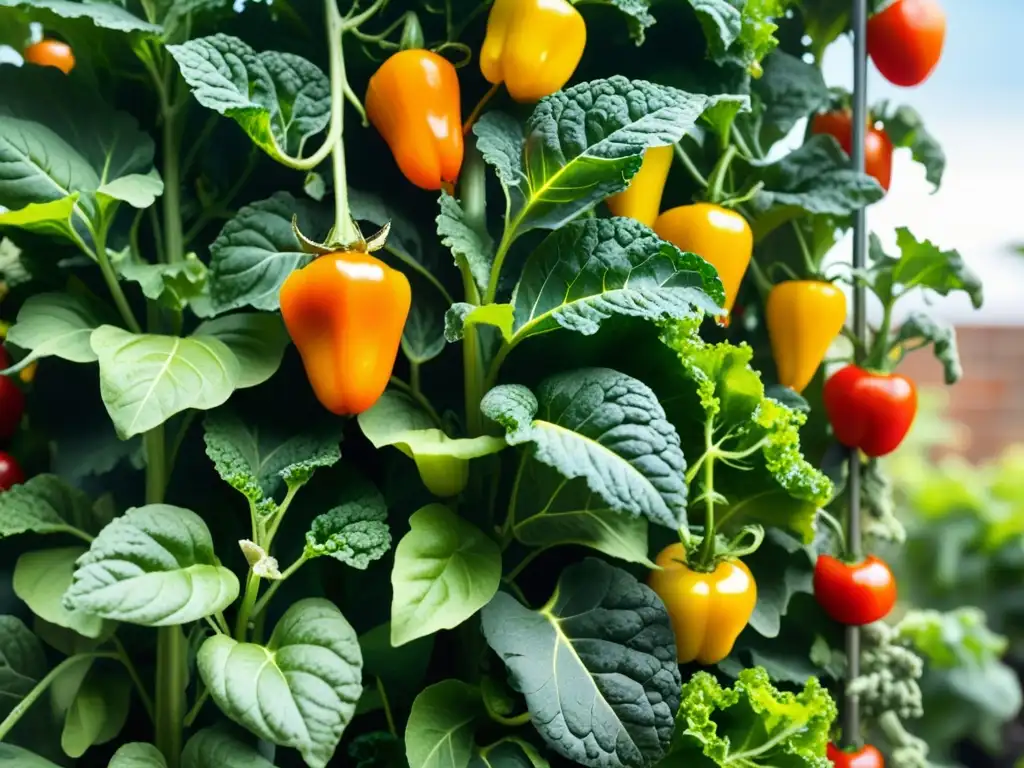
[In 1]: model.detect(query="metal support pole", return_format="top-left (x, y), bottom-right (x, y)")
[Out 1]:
top-left (844, 0), bottom-right (869, 749)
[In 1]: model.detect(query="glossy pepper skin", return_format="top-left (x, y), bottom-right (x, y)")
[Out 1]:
top-left (828, 743), bottom-right (885, 768)
top-left (479, 0), bottom-right (586, 103)
top-left (366, 49), bottom-right (463, 191)
top-left (647, 542), bottom-right (757, 665)
top-left (814, 554), bottom-right (897, 626)
top-left (279, 251), bottom-right (411, 416)
top-left (654, 203), bottom-right (752, 320)
top-left (766, 280), bottom-right (847, 394)
top-left (23, 39), bottom-right (75, 74)
top-left (606, 145), bottom-right (674, 228)
top-left (824, 364), bottom-right (917, 457)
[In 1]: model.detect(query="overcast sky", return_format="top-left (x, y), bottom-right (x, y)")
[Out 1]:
top-left (812, 0), bottom-right (1023, 326)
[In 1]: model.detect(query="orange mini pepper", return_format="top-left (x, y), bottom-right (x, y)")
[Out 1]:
top-left (279, 251), bottom-right (411, 416)
top-left (23, 39), bottom-right (75, 74)
top-left (366, 49), bottom-right (464, 191)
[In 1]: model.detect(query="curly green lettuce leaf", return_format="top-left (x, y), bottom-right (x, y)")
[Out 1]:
top-left (664, 667), bottom-right (835, 767)
top-left (304, 473), bottom-right (391, 570)
top-left (688, 0), bottom-right (798, 76)
top-left (660, 319), bottom-right (832, 542)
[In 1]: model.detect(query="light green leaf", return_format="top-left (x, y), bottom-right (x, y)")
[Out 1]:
top-left (509, 217), bottom-right (723, 345)
top-left (481, 558), bottom-right (681, 768)
top-left (0, 0), bottom-right (159, 32)
top-left (893, 311), bottom-right (961, 385)
top-left (444, 302), bottom-right (514, 343)
top-left (207, 191), bottom-right (327, 313)
top-left (115, 252), bottom-right (208, 313)
top-left (358, 390), bottom-right (505, 498)
top-left (0, 474), bottom-right (95, 540)
top-left (91, 325), bottom-right (241, 439)
top-left (193, 313), bottom-right (290, 389)
top-left (198, 598), bottom-right (363, 768)
top-left (437, 192), bottom-right (493, 296)
top-left (182, 728), bottom-right (277, 768)
top-left (305, 472), bottom-right (391, 569)
top-left (4, 292), bottom-right (106, 368)
top-left (168, 34), bottom-right (329, 162)
top-left (0, 745), bottom-right (60, 767)
top-left (481, 369), bottom-right (688, 530)
top-left (474, 77), bottom-right (724, 238)
top-left (14, 547), bottom-right (111, 639)
top-left (0, 196), bottom-right (77, 236)
top-left (62, 664), bottom-right (131, 758)
top-left (202, 403), bottom-right (343, 504)
top-left (109, 742), bottom-right (168, 768)
top-left (511, 460), bottom-right (654, 567)
top-left (406, 679), bottom-right (482, 768)
top-left (391, 504), bottom-right (501, 647)
top-left (63, 504), bottom-right (239, 626)
top-left (97, 170), bottom-right (164, 210)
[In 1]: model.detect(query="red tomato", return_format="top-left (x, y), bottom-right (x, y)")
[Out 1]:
top-left (828, 743), bottom-right (885, 768)
top-left (811, 111), bottom-right (893, 192)
top-left (814, 554), bottom-right (896, 625)
top-left (823, 364), bottom-right (917, 457)
top-left (22, 39), bottom-right (76, 75)
top-left (0, 452), bottom-right (25, 491)
top-left (0, 348), bottom-right (25, 442)
top-left (867, 0), bottom-right (946, 87)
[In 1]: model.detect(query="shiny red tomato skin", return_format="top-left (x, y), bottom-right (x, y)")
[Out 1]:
top-left (828, 743), bottom-right (885, 768)
top-left (0, 452), bottom-right (25, 491)
top-left (823, 364), bottom-right (916, 458)
top-left (811, 111), bottom-right (893, 192)
top-left (867, 0), bottom-right (946, 87)
top-left (0, 348), bottom-right (24, 442)
top-left (814, 554), bottom-right (896, 625)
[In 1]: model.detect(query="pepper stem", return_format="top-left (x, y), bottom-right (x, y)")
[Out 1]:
top-left (325, 0), bottom-right (359, 245)
top-left (705, 144), bottom-right (738, 205)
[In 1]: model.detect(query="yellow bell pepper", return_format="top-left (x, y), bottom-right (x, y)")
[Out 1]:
top-left (766, 280), bottom-right (847, 393)
top-left (479, 0), bottom-right (587, 103)
top-left (605, 145), bottom-right (674, 227)
top-left (654, 203), bottom-right (752, 321)
top-left (647, 542), bottom-right (756, 665)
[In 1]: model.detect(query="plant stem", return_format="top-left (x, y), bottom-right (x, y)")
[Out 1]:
top-left (94, 224), bottom-right (142, 334)
top-left (155, 628), bottom-right (186, 768)
top-left (409, 360), bottom-right (421, 398)
top-left (706, 144), bottom-right (738, 205)
top-left (389, 376), bottom-right (442, 426)
top-left (250, 555), bottom-right (309, 619)
top-left (461, 142), bottom-right (488, 435)
top-left (161, 71), bottom-right (184, 264)
top-left (326, 0), bottom-right (358, 244)
top-left (673, 142), bottom-right (709, 188)
top-left (0, 653), bottom-right (117, 741)
top-left (114, 635), bottom-right (155, 722)
top-left (463, 82), bottom-right (500, 136)
top-left (697, 422), bottom-right (717, 568)
top-left (376, 676), bottom-right (397, 736)
top-left (791, 221), bottom-right (819, 278)
top-left (235, 571), bottom-right (262, 641)
top-left (867, 301), bottom-right (893, 369)
top-left (183, 687), bottom-right (209, 727)
top-left (144, 427), bottom-right (167, 505)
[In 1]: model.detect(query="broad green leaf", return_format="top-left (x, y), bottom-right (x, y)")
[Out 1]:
top-left (97, 170), bottom-right (164, 210)
top-left (202, 403), bottom-right (343, 503)
top-left (444, 302), bottom-right (514, 343)
top-left (33, 617), bottom-right (108, 657)
top-left (109, 743), bottom-right (168, 768)
top-left (875, 102), bottom-right (945, 191)
top-left (90, 325), bottom-right (241, 438)
top-left (0, 615), bottom-right (46, 712)
top-left (115, 252), bottom-right (208, 313)
top-left (0, 474), bottom-right (95, 540)
top-left (14, 547), bottom-right (111, 639)
top-left (0, 196), bottom-right (77, 237)
top-left (659, 320), bottom-right (832, 543)
top-left (390, 504), bottom-right (501, 646)
top-left (745, 135), bottom-right (885, 240)
top-left (508, 217), bottom-right (724, 345)
top-left (305, 471), bottom-right (391, 569)
top-left (893, 311), bottom-right (961, 385)
top-left (0, 0), bottom-right (159, 32)
top-left (193, 313), bottom-right (290, 389)
top-left (437, 192), bottom-right (494, 297)
top-left (406, 679), bottom-right (482, 768)
top-left (686, 0), bottom-right (793, 73)
top-left (481, 558), bottom-right (681, 768)
top-left (182, 728), bottom-right (276, 768)
top-left (401, 278), bottom-right (448, 365)
top-left (511, 459), bottom-right (654, 567)
top-left (62, 664), bottom-right (131, 758)
top-left (470, 739), bottom-right (550, 768)
top-left (663, 668), bottom-right (835, 767)
top-left (750, 50), bottom-right (830, 148)
top-left (4, 292), bottom-right (106, 368)
top-left (686, 0), bottom-right (741, 58)
top-left (358, 390), bottom-right (506, 498)
top-left (474, 77), bottom-right (726, 239)
top-left (743, 529), bottom-right (814, 638)
top-left (207, 191), bottom-right (327, 313)
top-left (198, 598), bottom-right (363, 768)
top-left (481, 369), bottom-right (688, 530)
top-left (0, 67), bottom-right (157, 238)
top-left (168, 34), bottom-right (329, 162)
top-left (359, 622), bottom-right (434, 702)
top-left (0, 746), bottom-right (60, 767)
top-left (866, 228), bottom-right (983, 310)
top-left (602, 0), bottom-right (655, 44)
top-left (63, 504), bottom-right (240, 626)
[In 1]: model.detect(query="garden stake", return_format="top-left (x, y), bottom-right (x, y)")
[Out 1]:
top-left (845, 0), bottom-right (870, 750)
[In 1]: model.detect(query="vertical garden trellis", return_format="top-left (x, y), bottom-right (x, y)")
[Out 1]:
top-left (844, 0), bottom-right (869, 748)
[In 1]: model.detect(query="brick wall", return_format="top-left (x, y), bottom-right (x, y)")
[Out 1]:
top-left (897, 326), bottom-right (1022, 462)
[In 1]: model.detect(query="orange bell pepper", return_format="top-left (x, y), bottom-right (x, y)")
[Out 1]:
top-left (279, 251), bottom-right (411, 416)
top-left (366, 49), bottom-right (464, 191)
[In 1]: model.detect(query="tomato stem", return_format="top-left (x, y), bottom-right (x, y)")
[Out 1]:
top-left (791, 221), bottom-right (820, 278)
